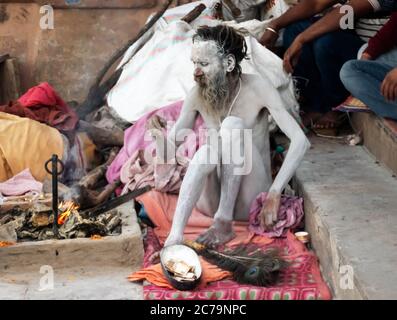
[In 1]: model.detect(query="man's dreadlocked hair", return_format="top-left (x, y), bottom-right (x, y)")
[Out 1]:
top-left (192, 25), bottom-right (248, 76)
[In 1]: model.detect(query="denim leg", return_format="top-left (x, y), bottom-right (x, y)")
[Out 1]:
top-left (283, 19), bottom-right (325, 113)
top-left (340, 60), bottom-right (397, 120)
top-left (312, 31), bottom-right (364, 112)
top-left (376, 47), bottom-right (397, 68)
top-left (376, 0), bottom-right (397, 11)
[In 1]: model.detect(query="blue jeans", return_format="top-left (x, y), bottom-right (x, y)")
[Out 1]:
top-left (375, 0), bottom-right (397, 11)
top-left (340, 48), bottom-right (397, 120)
top-left (283, 19), bottom-right (364, 113)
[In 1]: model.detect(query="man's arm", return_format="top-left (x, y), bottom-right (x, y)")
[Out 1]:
top-left (167, 88), bottom-right (198, 145)
top-left (262, 87), bottom-right (311, 194)
top-left (148, 88), bottom-right (198, 163)
top-left (364, 12), bottom-right (397, 59)
top-left (283, 0), bottom-right (376, 72)
top-left (257, 79), bottom-right (310, 227)
top-left (260, 0), bottom-right (338, 48)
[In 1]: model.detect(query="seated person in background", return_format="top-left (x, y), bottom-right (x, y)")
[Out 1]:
top-left (260, 0), bottom-right (392, 129)
top-left (340, 12), bottom-right (397, 120)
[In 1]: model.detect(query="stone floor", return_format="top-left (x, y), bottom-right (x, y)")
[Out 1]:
top-left (0, 266), bottom-right (143, 300)
top-left (295, 136), bottom-right (397, 299)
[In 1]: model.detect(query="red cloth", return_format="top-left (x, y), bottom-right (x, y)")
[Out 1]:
top-left (365, 12), bottom-right (397, 59)
top-left (0, 82), bottom-right (78, 132)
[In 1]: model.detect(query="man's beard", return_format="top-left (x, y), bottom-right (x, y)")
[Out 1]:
top-left (197, 71), bottom-right (230, 118)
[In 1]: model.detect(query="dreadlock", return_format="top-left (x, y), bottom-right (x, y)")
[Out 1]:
top-left (193, 25), bottom-right (248, 76)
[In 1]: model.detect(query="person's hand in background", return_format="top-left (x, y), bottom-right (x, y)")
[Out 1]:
top-left (360, 52), bottom-right (373, 60)
top-left (381, 68), bottom-right (397, 102)
top-left (259, 25), bottom-right (279, 51)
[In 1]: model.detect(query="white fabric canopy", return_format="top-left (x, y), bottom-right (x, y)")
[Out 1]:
top-left (107, 0), bottom-right (298, 123)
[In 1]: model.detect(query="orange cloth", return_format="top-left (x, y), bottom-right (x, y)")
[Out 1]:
top-left (129, 191), bottom-right (273, 289)
top-left (128, 258), bottom-right (231, 290)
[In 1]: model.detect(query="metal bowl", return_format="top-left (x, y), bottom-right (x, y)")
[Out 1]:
top-left (160, 244), bottom-right (202, 291)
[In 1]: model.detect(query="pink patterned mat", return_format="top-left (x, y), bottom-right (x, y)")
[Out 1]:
top-left (141, 227), bottom-right (332, 300)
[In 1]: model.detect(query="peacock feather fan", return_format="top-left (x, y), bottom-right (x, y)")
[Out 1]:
top-left (184, 240), bottom-right (289, 286)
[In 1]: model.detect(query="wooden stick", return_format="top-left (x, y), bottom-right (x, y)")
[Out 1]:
top-left (223, 0), bottom-right (241, 18)
top-left (181, 3), bottom-right (207, 24)
top-left (82, 185), bottom-right (152, 217)
top-left (78, 147), bottom-right (120, 189)
top-left (213, 2), bottom-right (224, 20)
top-left (78, 120), bottom-right (124, 147)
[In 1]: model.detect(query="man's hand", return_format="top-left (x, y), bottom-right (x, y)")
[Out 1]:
top-left (147, 114), bottom-right (167, 131)
top-left (381, 68), bottom-right (397, 102)
top-left (360, 52), bottom-right (372, 60)
top-left (283, 37), bottom-right (303, 74)
top-left (259, 192), bottom-right (281, 230)
top-left (259, 28), bottom-right (278, 51)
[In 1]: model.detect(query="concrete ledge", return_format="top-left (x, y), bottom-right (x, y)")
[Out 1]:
top-left (0, 201), bottom-right (144, 299)
top-left (352, 112), bottom-right (397, 175)
top-left (295, 136), bottom-right (397, 299)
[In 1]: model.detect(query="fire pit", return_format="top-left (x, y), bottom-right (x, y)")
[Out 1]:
top-left (0, 200), bottom-right (123, 242)
top-left (0, 201), bottom-right (144, 299)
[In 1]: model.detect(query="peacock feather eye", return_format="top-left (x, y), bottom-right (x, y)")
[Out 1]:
top-left (246, 266), bottom-right (259, 277)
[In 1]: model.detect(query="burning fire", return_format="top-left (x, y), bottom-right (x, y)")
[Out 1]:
top-left (58, 200), bottom-right (80, 225)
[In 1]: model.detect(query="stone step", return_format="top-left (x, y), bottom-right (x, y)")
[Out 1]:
top-left (294, 136), bottom-right (397, 299)
top-left (352, 112), bottom-right (397, 175)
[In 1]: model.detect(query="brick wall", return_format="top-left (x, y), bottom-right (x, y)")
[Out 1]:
top-left (0, 0), bottom-right (194, 102)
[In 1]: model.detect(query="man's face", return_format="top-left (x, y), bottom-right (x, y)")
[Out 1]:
top-left (191, 40), bottom-right (225, 87)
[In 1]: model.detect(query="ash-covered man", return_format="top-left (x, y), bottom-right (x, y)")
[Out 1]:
top-left (154, 25), bottom-right (310, 248)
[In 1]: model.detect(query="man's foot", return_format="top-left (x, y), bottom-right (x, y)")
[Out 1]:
top-left (312, 111), bottom-right (346, 129)
top-left (301, 112), bottom-right (323, 128)
top-left (196, 219), bottom-right (236, 248)
top-left (164, 234), bottom-right (183, 247)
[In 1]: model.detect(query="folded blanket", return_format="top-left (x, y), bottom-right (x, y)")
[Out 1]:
top-left (0, 169), bottom-right (42, 196)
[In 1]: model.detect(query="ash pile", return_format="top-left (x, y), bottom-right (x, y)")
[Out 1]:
top-left (0, 201), bottom-right (121, 242)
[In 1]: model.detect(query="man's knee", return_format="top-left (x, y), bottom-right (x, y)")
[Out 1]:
top-left (283, 20), bottom-right (312, 48)
top-left (340, 60), bottom-right (366, 93)
top-left (190, 144), bottom-right (218, 168)
top-left (220, 116), bottom-right (244, 133)
top-left (312, 33), bottom-right (337, 60)
top-left (220, 116), bottom-right (245, 148)
top-left (340, 60), bottom-right (360, 81)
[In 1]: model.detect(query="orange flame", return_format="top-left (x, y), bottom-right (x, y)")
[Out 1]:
top-left (58, 200), bottom-right (79, 225)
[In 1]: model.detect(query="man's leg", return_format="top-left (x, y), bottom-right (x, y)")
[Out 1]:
top-left (197, 116), bottom-right (245, 247)
top-left (340, 60), bottom-right (397, 120)
top-left (164, 144), bottom-right (218, 247)
top-left (376, 47), bottom-right (397, 68)
top-left (312, 30), bottom-right (364, 112)
top-left (283, 19), bottom-right (325, 116)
